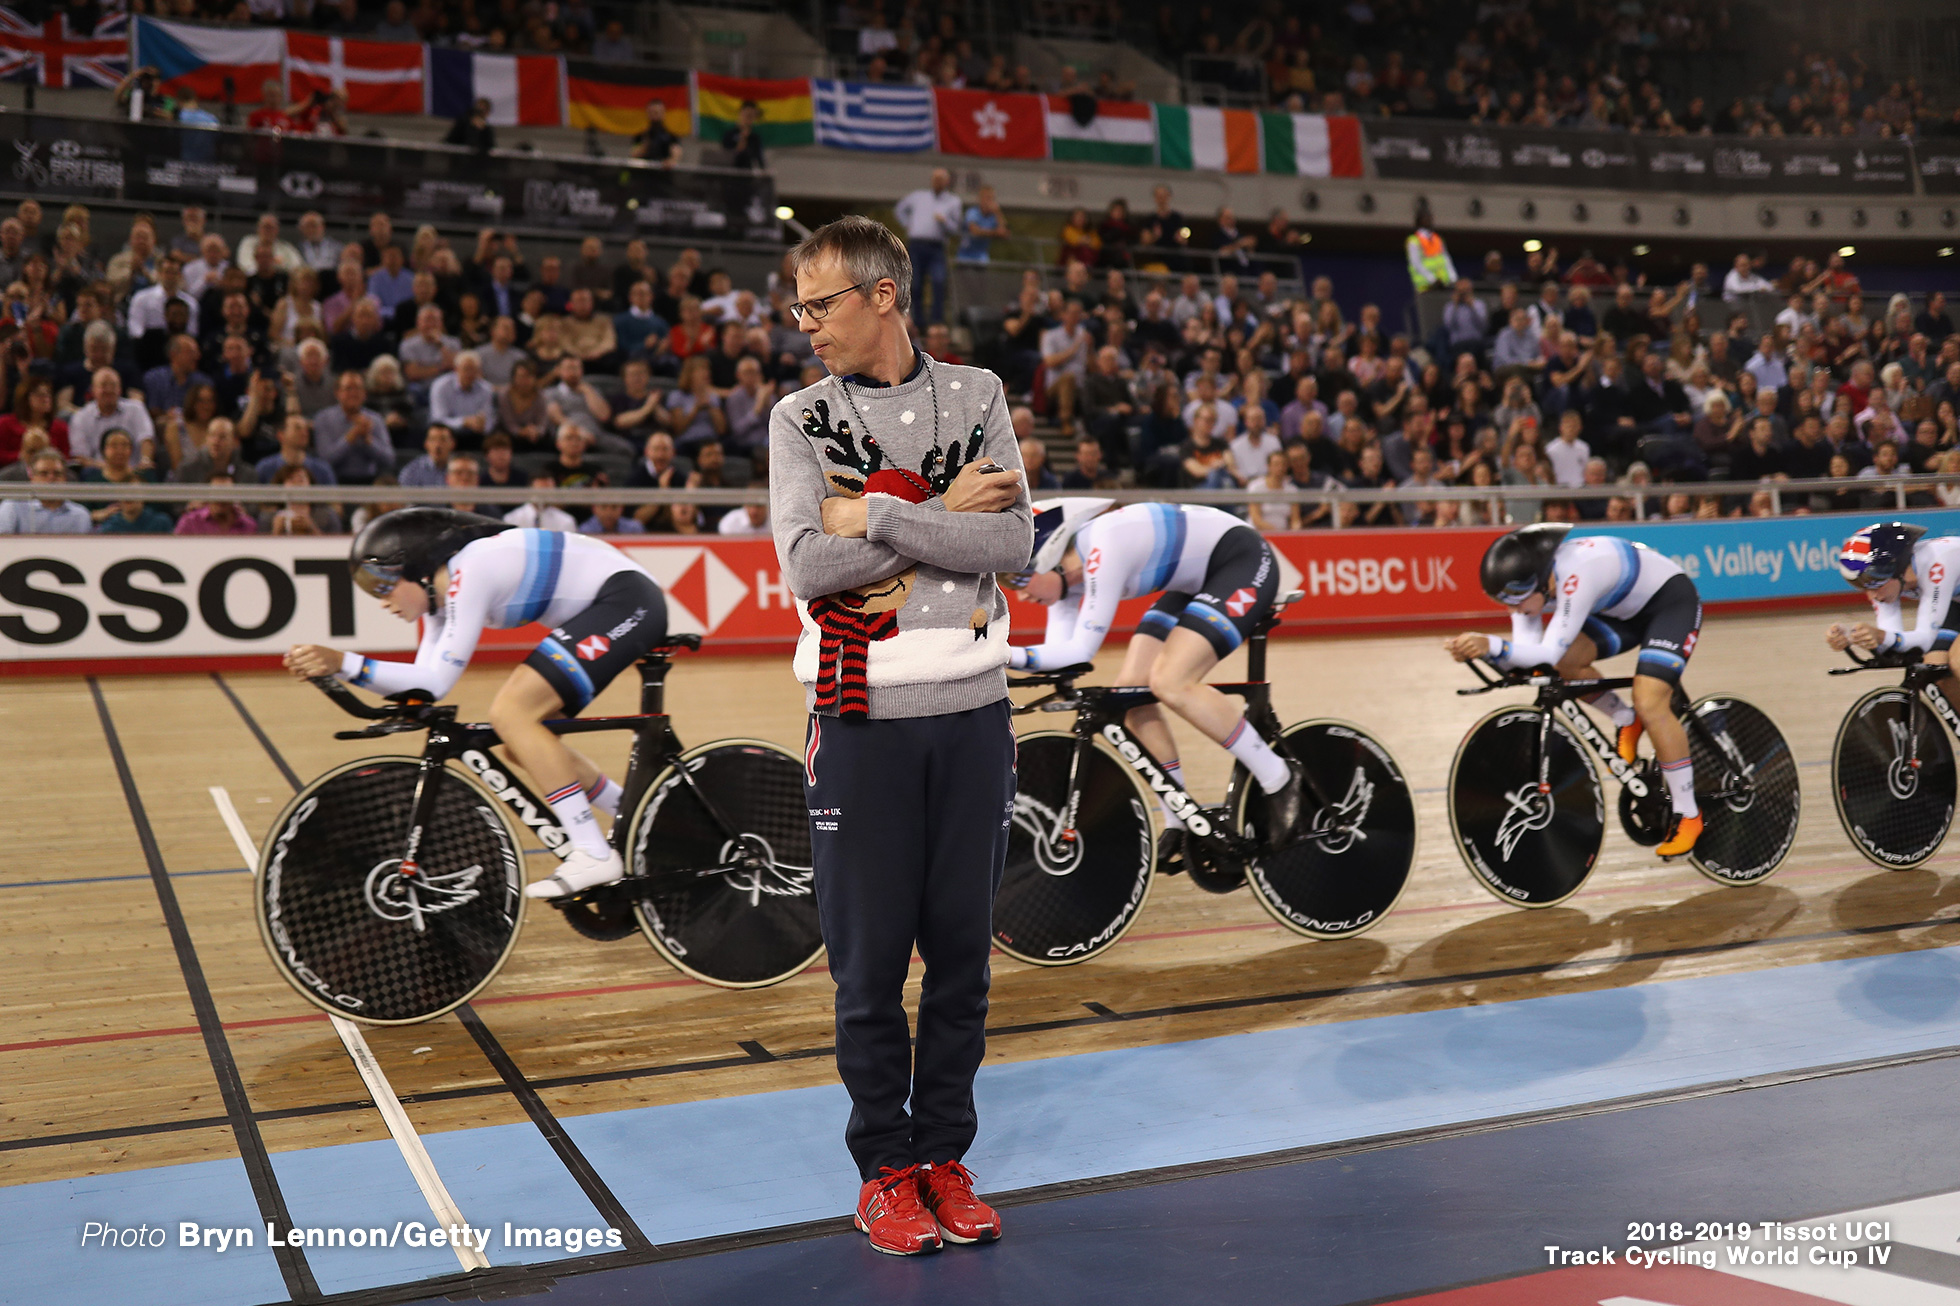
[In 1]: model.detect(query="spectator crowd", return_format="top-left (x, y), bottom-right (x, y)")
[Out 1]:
top-left (0, 198), bottom-right (793, 538)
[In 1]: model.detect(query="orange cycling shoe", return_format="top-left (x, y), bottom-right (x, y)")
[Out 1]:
top-left (855, 1165), bottom-right (942, 1256)
top-left (1656, 813), bottom-right (1703, 858)
top-left (1616, 719), bottom-right (1644, 765)
top-left (920, 1161), bottom-right (1001, 1245)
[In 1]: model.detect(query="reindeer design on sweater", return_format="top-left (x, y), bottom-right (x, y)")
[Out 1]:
top-left (802, 397), bottom-right (992, 715)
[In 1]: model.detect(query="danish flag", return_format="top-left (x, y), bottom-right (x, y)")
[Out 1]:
top-left (575, 634), bottom-right (610, 661)
top-left (1224, 587), bottom-right (1257, 617)
top-left (0, 10), bottom-right (128, 89)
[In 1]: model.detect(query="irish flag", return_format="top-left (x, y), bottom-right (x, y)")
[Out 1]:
top-left (1045, 96), bottom-right (1153, 166)
top-left (1261, 112), bottom-right (1364, 177)
top-left (1153, 104), bottom-right (1260, 173)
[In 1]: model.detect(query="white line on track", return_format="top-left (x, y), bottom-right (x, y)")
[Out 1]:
top-left (210, 785), bottom-right (490, 1274)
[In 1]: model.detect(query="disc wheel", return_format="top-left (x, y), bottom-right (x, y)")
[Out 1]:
top-left (1831, 685), bottom-right (1957, 870)
top-left (1448, 706), bottom-right (1605, 908)
top-left (254, 758), bottom-right (526, 1025)
top-left (1685, 695), bottom-right (1801, 886)
top-left (994, 731), bottom-right (1155, 967)
top-left (629, 739), bottom-right (823, 989)
top-left (1233, 720), bottom-right (1417, 939)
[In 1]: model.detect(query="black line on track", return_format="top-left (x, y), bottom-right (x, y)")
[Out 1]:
top-left (88, 678), bottom-right (321, 1302)
top-left (454, 1002), bottom-right (654, 1254)
top-left (212, 672), bottom-right (304, 790)
top-left (238, 1038), bottom-right (1960, 1306)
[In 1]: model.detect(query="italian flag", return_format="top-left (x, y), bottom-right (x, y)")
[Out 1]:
top-left (1045, 96), bottom-right (1155, 166)
top-left (1153, 104), bottom-right (1260, 173)
top-left (1260, 112), bottom-right (1365, 177)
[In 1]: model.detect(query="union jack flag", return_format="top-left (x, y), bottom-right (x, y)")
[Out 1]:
top-left (0, 8), bottom-right (129, 90)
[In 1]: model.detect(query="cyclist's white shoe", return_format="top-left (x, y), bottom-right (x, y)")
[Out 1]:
top-left (525, 848), bottom-right (625, 899)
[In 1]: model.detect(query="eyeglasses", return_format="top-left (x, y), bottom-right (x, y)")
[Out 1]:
top-left (787, 283), bottom-right (864, 324)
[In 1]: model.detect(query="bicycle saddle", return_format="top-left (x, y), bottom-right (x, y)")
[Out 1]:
top-left (642, 633), bottom-right (703, 658)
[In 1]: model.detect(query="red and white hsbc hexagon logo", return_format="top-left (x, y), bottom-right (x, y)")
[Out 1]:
top-left (1224, 587), bottom-right (1258, 616)
top-left (1563, 573), bottom-right (1580, 595)
top-left (1085, 547), bottom-right (1103, 575)
top-left (610, 544), bottom-right (754, 635)
top-left (576, 634), bottom-right (610, 661)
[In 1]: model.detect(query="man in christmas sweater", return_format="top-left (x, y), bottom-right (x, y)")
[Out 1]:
top-left (769, 216), bottom-right (1032, 1256)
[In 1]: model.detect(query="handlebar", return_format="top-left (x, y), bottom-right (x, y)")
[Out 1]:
top-left (308, 675), bottom-right (452, 739)
top-left (1828, 647), bottom-right (1926, 675)
top-left (1007, 662), bottom-right (1095, 689)
top-left (1456, 659), bottom-right (1626, 696)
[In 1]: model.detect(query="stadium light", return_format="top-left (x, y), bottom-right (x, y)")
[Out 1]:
top-left (1837, 245), bottom-right (1857, 257)
top-left (1631, 244), bottom-right (1650, 256)
top-left (1941, 247), bottom-right (1956, 258)
top-left (775, 205), bottom-right (795, 221)
top-left (1522, 239), bottom-right (1542, 253)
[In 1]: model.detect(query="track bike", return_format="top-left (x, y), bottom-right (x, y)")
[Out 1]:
top-left (1448, 659), bottom-right (1800, 907)
top-left (996, 591), bottom-right (1417, 965)
top-left (1828, 647), bottom-right (1960, 869)
top-left (253, 635), bottom-right (822, 1025)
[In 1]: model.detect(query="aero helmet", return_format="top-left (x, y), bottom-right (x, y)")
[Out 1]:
top-left (1480, 522), bottom-right (1573, 605)
top-left (1838, 521), bottom-right (1927, 588)
top-left (1002, 498), bottom-right (1116, 589)
top-left (350, 507), bottom-right (513, 605)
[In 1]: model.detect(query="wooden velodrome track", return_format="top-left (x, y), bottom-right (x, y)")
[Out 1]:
top-left (6, 607), bottom-right (1958, 1193)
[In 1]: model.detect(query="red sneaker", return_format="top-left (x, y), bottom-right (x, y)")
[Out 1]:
top-left (855, 1165), bottom-right (941, 1256)
top-left (919, 1161), bottom-right (1001, 1245)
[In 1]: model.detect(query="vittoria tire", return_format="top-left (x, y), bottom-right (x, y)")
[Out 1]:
top-left (1236, 721), bottom-right (1417, 939)
top-left (1686, 695), bottom-right (1801, 886)
top-left (254, 758), bottom-right (526, 1025)
top-left (629, 739), bottom-right (823, 989)
top-left (1831, 686), bottom-right (1957, 871)
top-left (993, 731), bottom-right (1155, 967)
top-left (1448, 706), bottom-right (1605, 908)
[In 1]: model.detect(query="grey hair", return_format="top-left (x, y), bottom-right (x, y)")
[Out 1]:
top-left (787, 215), bottom-right (913, 317)
top-left (83, 320), bottom-right (115, 349)
top-left (28, 446), bottom-right (66, 473)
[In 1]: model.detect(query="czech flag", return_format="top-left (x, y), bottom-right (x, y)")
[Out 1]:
top-left (428, 48), bottom-right (561, 127)
top-left (133, 16), bottom-right (283, 104)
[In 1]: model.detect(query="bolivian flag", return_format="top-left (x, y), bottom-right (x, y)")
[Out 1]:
top-left (566, 62), bottom-right (690, 137)
top-left (695, 73), bottom-right (814, 148)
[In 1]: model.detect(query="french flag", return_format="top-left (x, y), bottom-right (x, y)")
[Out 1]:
top-left (428, 48), bottom-right (562, 128)
top-left (133, 16), bottom-right (283, 104)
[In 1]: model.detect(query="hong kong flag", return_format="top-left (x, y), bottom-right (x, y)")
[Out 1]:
top-left (934, 87), bottom-right (1046, 160)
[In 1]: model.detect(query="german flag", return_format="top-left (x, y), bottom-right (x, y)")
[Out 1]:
top-left (695, 73), bottom-right (814, 148)
top-left (566, 61), bottom-right (690, 137)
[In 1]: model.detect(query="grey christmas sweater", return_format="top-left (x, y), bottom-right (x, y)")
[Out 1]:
top-left (768, 356), bottom-right (1034, 719)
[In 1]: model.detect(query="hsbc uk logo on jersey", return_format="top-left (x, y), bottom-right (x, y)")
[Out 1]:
top-left (1223, 587), bottom-right (1259, 617)
top-left (576, 634), bottom-right (610, 661)
top-left (559, 607), bottom-right (649, 663)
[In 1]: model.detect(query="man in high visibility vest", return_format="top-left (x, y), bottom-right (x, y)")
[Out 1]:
top-left (1406, 201), bottom-right (1456, 292)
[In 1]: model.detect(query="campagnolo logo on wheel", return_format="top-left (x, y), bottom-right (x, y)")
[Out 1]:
top-left (1013, 793), bottom-right (1087, 877)
top-left (262, 796), bottom-right (364, 1010)
top-left (1099, 724), bottom-right (1212, 837)
top-left (1494, 782), bottom-right (1556, 862)
top-left (1885, 716), bottom-right (1921, 801)
top-left (461, 750), bottom-right (569, 850)
top-left (1308, 768), bottom-right (1374, 854)
top-left (364, 860), bottom-right (486, 922)
top-left (1045, 798), bottom-right (1149, 959)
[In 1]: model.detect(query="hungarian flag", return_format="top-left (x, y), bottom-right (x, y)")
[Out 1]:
top-left (566, 61), bottom-right (689, 136)
top-left (286, 32), bottom-right (426, 116)
top-left (694, 73), bottom-right (814, 148)
top-left (428, 48), bottom-right (560, 126)
top-left (133, 16), bottom-right (283, 103)
top-left (1045, 95), bottom-right (1153, 166)
top-left (1154, 104), bottom-right (1260, 173)
top-left (1261, 112), bottom-right (1363, 178)
top-left (0, 9), bottom-right (127, 89)
top-left (934, 87), bottom-right (1044, 160)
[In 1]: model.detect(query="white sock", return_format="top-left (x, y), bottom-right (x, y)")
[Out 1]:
top-left (585, 774), bottom-right (623, 818)
top-left (1589, 690), bottom-right (1637, 729)
top-left (1159, 759), bottom-right (1186, 830)
top-left (1224, 717), bottom-right (1292, 793)
top-left (1661, 758), bottom-right (1699, 820)
top-left (545, 781), bottom-right (612, 857)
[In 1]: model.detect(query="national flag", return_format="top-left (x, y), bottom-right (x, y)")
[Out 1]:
top-left (565, 61), bottom-right (689, 137)
top-left (933, 87), bottom-right (1045, 160)
top-left (695, 73), bottom-right (814, 148)
top-left (1045, 95), bottom-right (1153, 166)
top-left (0, 9), bottom-right (127, 89)
top-left (428, 48), bottom-right (560, 126)
top-left (1154, 104), bottom-right (1260, 173)
top-left (286, 32), bottom-right (426, 116)
top-left (133, 16), bottom-right (283, 104)
top-left (1260, 112), bottom-right (1363, 178)
top-left (812, 79), bottom-right (934, 152)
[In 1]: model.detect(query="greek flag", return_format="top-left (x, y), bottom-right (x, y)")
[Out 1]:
top-left (812, 79), bottom-right (935, 152)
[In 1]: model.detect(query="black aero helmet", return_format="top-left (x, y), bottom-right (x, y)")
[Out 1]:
top-left (1481, 522), bottom-right (1572, 605)
top-left (1837, 521), bottom-right (1928, 589)
top-left (350, 507), bottom-right (513, 602)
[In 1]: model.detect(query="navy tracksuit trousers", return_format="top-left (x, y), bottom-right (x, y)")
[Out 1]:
top-left (802, 699), bottom-right (1017, 1180)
